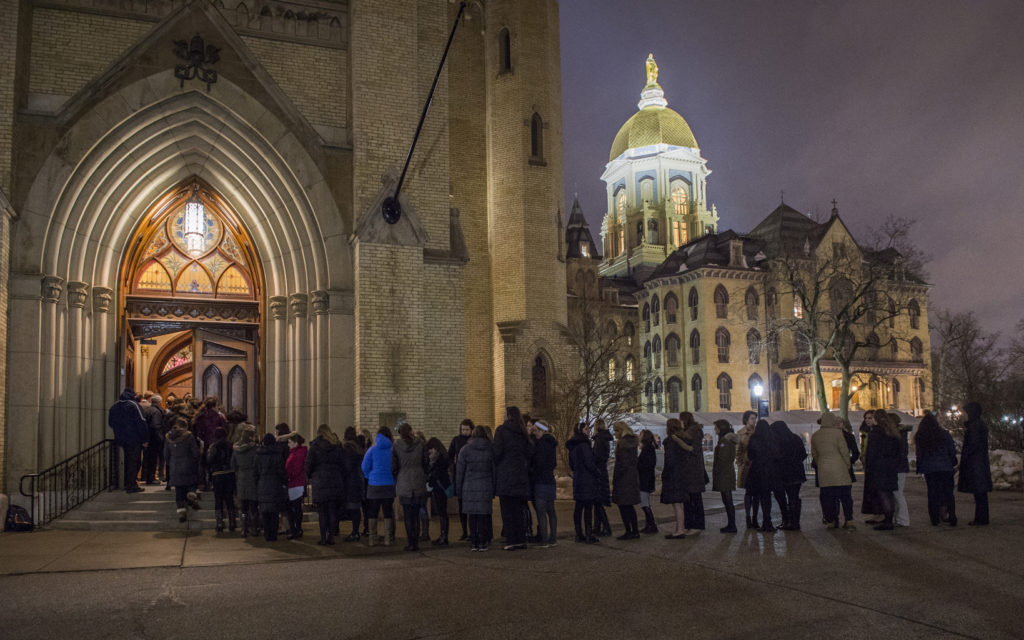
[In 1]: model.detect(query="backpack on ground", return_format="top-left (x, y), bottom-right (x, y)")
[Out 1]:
top-left (4, 504), bottom-right (34, 532)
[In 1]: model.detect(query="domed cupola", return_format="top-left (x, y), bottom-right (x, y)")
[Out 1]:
top-left (609, 54), bottom-right (699, 161)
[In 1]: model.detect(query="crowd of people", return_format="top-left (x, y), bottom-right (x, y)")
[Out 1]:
top-left (107, 390), bottom-right (995, 550)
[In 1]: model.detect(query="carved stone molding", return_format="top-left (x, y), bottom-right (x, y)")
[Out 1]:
top-left (125, 298), bottom-right (259, 323)
top-left (310, 290), bottom-right (329, 315)
top-left (66, 281), bottom-right (90, 309)
top-left (269, 296), bottom-right (288, 319)
top-left (92, 287), bottom-right (114, 313)
top-left (289, 293), bottom-right (308, 317)
top-left (41, 275), bottom-right (65, 304)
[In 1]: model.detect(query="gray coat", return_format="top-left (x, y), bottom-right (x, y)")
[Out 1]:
top-left (456, 437), bottom-right (495, 515)
top-left (612, 432), bottom-right (640, 506)
top-left (392, 438), bottom-right (428, 503)
top-left (163, 429), bottom-right (200, 487)
top-left (231, 442), bottom-right (258, 502)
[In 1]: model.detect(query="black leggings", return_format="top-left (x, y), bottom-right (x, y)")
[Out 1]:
top-left (617, 504), bottom-right (638, 533)
top-left (468, 513), bottom-right (491, 547)
top-left (430, 489), bottom-right (449, 536)
top-left (402, 503), bottom-right (421, 543)
top-left (573, 500), bottom-right (594, 536)
top-left (286, 496), bottom-right (304, 535)
top-left (316, 500), bottom-right (339, 541)
top-left (368, 498), bottom-right (394, 519)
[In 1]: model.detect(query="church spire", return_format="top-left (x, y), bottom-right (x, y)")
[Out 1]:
top-left (565, 195), bottom-right (599, 259)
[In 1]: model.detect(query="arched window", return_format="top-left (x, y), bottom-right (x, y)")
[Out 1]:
top-left (227, 365), bottom-right (247, 413)
top-left (715, 327), bottom-right (731, 363)
top-left (647, 219), bottom-right (659, 244)
top-left (890, 339), bottom-right (898, 357)
top-left (830, 277), bottom-right (854, 315)
top-left (664, 293), bottom-right (678, 323)
top-left (608, 358), bottom-right (616, 380)
top-left (530, 113), bottom-right (544, 162)
top-left (748, 374), bottom-right (764, 410)
top-left (604, 320), bottom-right (618, 339)
top-left (652, 335), bottom-right (662, 368)
top-left (689, 329), bottom-right (701, 365)
top-left (796, 375), bottom-right (808, 409)
top-left (616, 188), bottom-right (627, 220)
top-left (671, 180), bottom-right (688, 214)
top-left (642, 303), bottom-right (651, 333)
top-left (867, 332), bottom-right (880, 359)
top-left (747, 328), bottom-right (761, 364)
top-left (909, 299), bottom-right (921, 330)
top-left (645, 382), bottom-right (654, 412)
top-left (644, 341), bottom-right (652, 371)
top-left (532, 355), bottom-right (548, 410)
top-left (498, 27), bottom-right (512, 73)
top-left (623, 322), bottom-right (635, 346)
top-left (910, 337), bottom-right (923, 361)
top-left (651, 295), bottom-right (660, 326)
top-left (745, 287), bottom-right (759, 321)
top-left (654, 378), bottom-right (664, 412)
top-left (688, 287), bottom-right (699, 321)
top-left (766, 287), bottom-right (778, 318)
top-left (203, 364), bottom-right (223, 400)
top-left (714, 285), bottom-right (729, 318)
top-left (665, 333), bottom-right (680, 367)
top-left (667, 377), bottom-right (682, 413)
top-left (691, 374), bottom-right (702, 412)
top-left (795, 333), bottom-right (809, 358)
top-left (889, 300), bottom-right (897, 328)
top-left (717, 373), bottom-right (732, 410)
top-left (640, 177), bottom-right (654, 203)
top-left (771, 373), bottom-right (783, 411)
top-left (892, 378), bottom-right (901, 408)
top-left (625, 356), bottom-right (635, 382)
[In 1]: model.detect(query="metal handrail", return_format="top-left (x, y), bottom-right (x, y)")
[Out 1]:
top-left (18, 439), bottom-right (118, 530)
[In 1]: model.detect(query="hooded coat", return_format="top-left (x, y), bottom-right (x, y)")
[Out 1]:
top-left (712, 432), bottom-right (738, 492)
top-left (529, 432), bottom-right (558, 488)
top-left (231, 441), bottom-right (259, 501)
top-left (611, 432), bottom-right (640, 506)
top-left (773, 421), bottom-right (807, 486)
top-left (163, 427), bottom-right (200, 486)
top-left (958, 405), bottom-right (993, 494)
top-left (361, 434), bottom-right (395, 487)
top-left (746, 420), bottom-right (779, 495)
top-left (455, 436), bottom-right (495, 515)
top-left (253, 444), bottom-right (288, 511)
top-left (192, 408), bottom-right (227, 447)
top-left (567, 433), bottom-right (601, 502)
top-left (660, 435), bottom-right (690, 504)
top-left (305, 436), bottom-right (345, 503)
top-left (108, 389), bottom-right (149, 449)
top-left (392, 437), bottom-right (428, 503)
top-left (492, 420), bottom-right (532, 498)
top-left (916, 429), bottom-right (957, 475)
top-left (811, 414), bottom-right (852, 488)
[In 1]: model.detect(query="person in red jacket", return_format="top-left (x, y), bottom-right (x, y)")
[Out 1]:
top-left (283, 433), bottom-right (308, 539)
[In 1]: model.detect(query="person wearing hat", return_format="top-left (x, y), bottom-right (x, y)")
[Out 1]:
top-left (812, 412), bottom-right (854, 529)
top-left (528, 419), bottom-right (559, 547)
top-left (231, 423), bottom-right (260, 537)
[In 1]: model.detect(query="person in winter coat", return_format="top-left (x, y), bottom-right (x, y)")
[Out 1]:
top-left (914, 412), bottom-right (958, 526)
top-left (611, 422), bottom-right (641, 540)
top-left (448, 419), bottom-right (474, 541)
top-left (425, 438), bottom-right (452, 547)
top-left (456, 425), bottom-right (496, 551)
top-left (773, 420), bottom-right (807, 531)
top-left (958, 402), bottom-right (992, 525)
top-left (282, 433), bottom-right (307, 539)
top-left (712, 419), bottom-right (738, 533)
top-left (306, 424), bottom-right (345, 545)
top-left (679, 412), bottom-right (707, 534)
top-left (108, 388), bottom-right (150, 493)
top-left (392, 423), bottom-right (428, 552)
top-left (840, 418), bottom-right (860, 529)
top-left (361, 426), bottom-right (397, 546)
top-left (142, 394), bottom-right (166, 485)
top-left (747, 418), bottom-right (786, 532)
top-left (192, 397), bottom-right (228, 490)
top-left (341, 427), bottom-right (366, 541)
top-left (163, 417), bottom-right (201, 522)
top-left (811, 412), bottom-right (853, 529)
top-left (860, 412), bottom-right (885, 521)
top-left (889, 413), bottom-right (912, 527)
top-left (205, 426), bottom-right (237, 532)
top-left (661, 418), bottom-right (695, 538)
top-left (637, 430), bottom-right (659, 534)
top-left (567, 422), bottom-right (601, 544)
top-left (254, 433), bottom-right (288, 541)
top-left (865, 410), bottom-right (902, 531)
top-left (230, 424), bottom-right (259, 537)
top-left (528, 421), bottom-right (559, 547)
top-left (736, 411), bottom-right (760, 529)
top-left (591, 420), bottom-right (614, 537)
top-left (492, 406), bottom-right (532, 550)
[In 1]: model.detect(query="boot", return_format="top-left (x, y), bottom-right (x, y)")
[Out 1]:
top-left (420, 516), bottom-right (431, 542)
top-left (177, 507), bottom-right (188, 523)
top-left (584, 517), bottom-right (599, 544)
top-left (216, 511), bottom-right (225, 532)
top-left (790, 498), bottom-right (802, 531)
top-left (366, 518), bottom-right (379, 547)
top-left (720, 502), bottom-right (738, 533)
top-left (641, 507), bottom-right (658, 534)
top-left (228, 509), bottom-right (237, 532)
top-left (186, 491), bottom-right (201, 510)
top-left (433, 519), bottom-right (449, 546)
top-left (384, 518), bottom-right (395, 546)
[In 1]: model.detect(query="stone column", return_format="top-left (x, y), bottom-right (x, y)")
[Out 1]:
top-left (39, 276), bottom-right (63, 468)
top-left (65, 281), bottom-right (90, 459)
top-left (289, 293), bottom-right (308, 435)
top-left (311, 290), bottom-right (329, 429)
top-left (91, 287), bottom-right (113, 446)
top-left (268, 296), bottom-right (287, 427)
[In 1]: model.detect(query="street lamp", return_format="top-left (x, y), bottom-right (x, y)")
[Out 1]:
top-left (753, 383), bottom-right (769, 418)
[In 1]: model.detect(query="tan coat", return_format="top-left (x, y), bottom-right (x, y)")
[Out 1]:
top-left (811, 418), bottom-right (852, 488)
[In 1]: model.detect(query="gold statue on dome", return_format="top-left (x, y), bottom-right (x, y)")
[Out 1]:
top-left (645, 53), bottom-right (659, 86)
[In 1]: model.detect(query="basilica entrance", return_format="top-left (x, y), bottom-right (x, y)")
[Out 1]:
top-left (120, 179), bottom-right (263, 422)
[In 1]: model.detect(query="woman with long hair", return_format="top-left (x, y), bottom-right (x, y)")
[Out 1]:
top-left (865, 410), bottom-right (901, 530)
top-left (860, 411), bottom-right (884, 523)
top-left (611, 422), bottom-right (641, 540)
top-left (772, 420), bottom-right (807, 531)
top-left (747, 418), bottom-right (785, 532)
top-left (493, 406), bottom-right (532, 550)
top-left (393, 422), bottom-right (428, 552)
top-left (425, 437), bottom-right (452, 546)
top-left (341, 426), bottom-right (366, 541)
top-left (456, 425), bottom-right (496, 551)
top-left (591, 420), bottom-right (614, 537)
top-left (914, 411), bottom-right (957, 526)
top-left (736, 411), bottom-right (760, 529)
top-left (283, 433), bottom-right (308, 540)
top-left (361, 426), bottom-right (396, 546)
top-left (637, 429), bottom-right (659, 534)
top-left (567, 421), bottom-right (601, 543)
top-left (306, 424), bottom-right (345, 545)
top-left (712, 419), bottom-right (738, 533)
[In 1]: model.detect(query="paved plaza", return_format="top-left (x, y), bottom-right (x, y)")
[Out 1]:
top-left (1, 478), bottom-right (1021, 639)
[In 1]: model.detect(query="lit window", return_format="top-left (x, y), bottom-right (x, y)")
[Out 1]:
top-left (625, 358), bottom-right (634, 382)
top-left (672, 183), bottom-right (688, 214)
top-left (616, 190), bottom-right (627, 219)
top-left (184, 196), bottom-right (206, 255)
top-left (793, 297), bottom-right (804, 319)
top-left (608, 358), bottom-right (616, 380)
top-left (580, 242), bottom-right (589, 258)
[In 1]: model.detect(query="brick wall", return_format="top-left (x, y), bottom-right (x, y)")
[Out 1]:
top-left (0, 210), bottom-right (9, 493)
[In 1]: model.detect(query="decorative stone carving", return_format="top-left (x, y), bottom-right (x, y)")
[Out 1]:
top-left (41, 276), bottom-right (64, 304)
top-left (125, 299), bottom-right (259, 323)
top-left (311, 290), bottom-right (329, 315)
top-left (289, 293), bottom-right (308, 317)
top-left (269, 296), bottom-right (288, 320)
top-left (92, 287), bottom-right (114, 313)
top-left (66, 281), bottom-right (90, 309)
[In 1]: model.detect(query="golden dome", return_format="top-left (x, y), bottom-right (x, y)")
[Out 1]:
top-left (609, 105), bottom-right (698, 161)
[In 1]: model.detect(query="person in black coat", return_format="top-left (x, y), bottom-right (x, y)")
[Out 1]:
top-left (679, 412), bottom-right (707, 534)
top-left (528, 421), bottom-right (559, 547)
top-left (108, 388), bottom-right (150, 493)
top-left (771, 421), bottom-right (807, 531)
top-left (341, 427), bottom-right (366, 541)
top-left (492, 406), bottom-right (532, 550)
top-left (592, 421), bottom-right (614, 537)
top-left (864, 410), bottom-right (901, 531)
top-left (661, 417), bottom-right (695, 538)
top-left (448, 419), bottom-right (474, 541)
top-left (638, 430), bottom-right (659, 534)
top-left (206, 426), bottom-right (237, 532)
top-left (958, 402), bottom-right (993, 525)
top-left (860, 413), bottom-right (884, 520)
top-left (747, 419), bottom-right (787, 532)
top-left (611, 422), bottom-right (641, 540)
top-left (567, 422), bottom-right (601, 544)
top-left (306, 425), bottom-right (345, 545)
top-left (425, 438), bottom-right (452, 546)
top-left (253, 433), bottom-right (288, 541)
top-left (915, 411), bottom-right (958, 526)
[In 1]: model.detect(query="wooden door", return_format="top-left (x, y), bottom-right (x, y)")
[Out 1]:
top-left (124, 324), bottom-right (135, 391)
top-left (192, 328), bottom-right (257, 422)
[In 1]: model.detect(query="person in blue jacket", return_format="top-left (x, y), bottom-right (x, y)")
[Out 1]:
top-left (361, 425), bottom-right (396, 546)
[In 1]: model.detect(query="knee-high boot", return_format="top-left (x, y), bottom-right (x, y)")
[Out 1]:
top-left (721, 501), bottom-right (737, 533)
top-left (641, 506), bottom-right (658, 533)
top-left (384, 517), bottom-right (395, 546)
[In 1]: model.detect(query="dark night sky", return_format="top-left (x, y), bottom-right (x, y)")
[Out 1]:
top-left (559, 0), bottom-right (1024, 339)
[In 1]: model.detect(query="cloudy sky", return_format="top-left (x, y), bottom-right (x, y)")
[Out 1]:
top-left (559, 0), bottom-right (1024, 339)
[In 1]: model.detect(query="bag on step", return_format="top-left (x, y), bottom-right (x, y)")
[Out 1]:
top-left (4, 504), bottom-right (34, 532)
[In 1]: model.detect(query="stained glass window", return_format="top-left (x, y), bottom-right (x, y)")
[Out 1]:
top-left (161, 344), bottom-right (193, 374)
